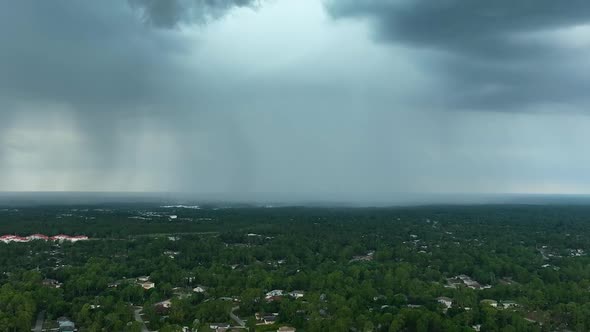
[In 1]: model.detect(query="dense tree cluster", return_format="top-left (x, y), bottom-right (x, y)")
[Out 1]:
top-left (1, 205), bottom-right (590, 331)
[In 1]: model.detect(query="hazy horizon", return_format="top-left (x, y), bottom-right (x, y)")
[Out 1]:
top-left (2, 191), bottom-right (590, 208)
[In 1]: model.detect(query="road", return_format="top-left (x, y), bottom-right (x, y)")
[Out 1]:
top-left (230, 306), bottom-right (245, 327)
top-left (32, 310), bottom-right (44, 332)
top-left (134, 307), bottom-right (150, 332)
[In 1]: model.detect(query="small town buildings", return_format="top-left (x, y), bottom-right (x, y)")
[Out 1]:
top-left (446, 275), bottom-right (492, 290)
top-left (11, 236), bottom-right (30, 243)
top-left (51, 235), bottom-right (71, 241)
top-left (481, 299), bottom-right (498, 308)
top-left (256, 313), bottom-right (278, 325)
top-left (57, 317), bottom-right (76, 332)
top-left (47, 234), bottom-right (89, 242)
top-left (263, 315), bottom-right (278, 325)
top-left (69, 235), bottom-right (89, 242)
top-left (141, 282), bottom-right (155, 290)
top-left (209, 323), bottom-right (230, 332)
top-left (43, 278), bottom-right (63, 288)
top-left (436, 296), bottom-right (453, 309)
top-left (193, 286), bottom-right (207, 293)
top-left (28, 234), bottom-right (49, 240)
top-left (155, 299), bottom-right (172, 309)
top-left (501, 301), bottom-right (519, 309)
top-left (288, 290), bottom-right (305, 299)
top-left (277, 327), bottom-right (296, 332)
top-left (350, 251), bottom-right (375, 262)
top-left (265, 289), bottom-right (284, 298)
top-left (0, 235), bottom-right (15, 243)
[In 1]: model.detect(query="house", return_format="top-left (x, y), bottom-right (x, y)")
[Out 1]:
top-left (350, 251), bottom-right (375, 262)
top-left (256, 313), bottom-right (278, 325)
top-left (266, 290), bottom-right (284, 298)
top-left (0, 235), bottom-right (16, 243)
top-left (11, 236), bottom-right (30, 243)
top-left (265, 290), bottom-right (284, 301)
top-left (481, 299), bottom-right (498, 308)
top-left (262, 315), bottom-right (278, 325)
top-left (277, 327), bottom-right (296, 332)
top-left (164, 250), bottom-right (180, 258)
top-left (193, 286), bottom-right (207, 293)
top-left (155, 299), bottom-right (172, 314)
top-left (51, 234), bottom-right (71, 241)
top-left (69, 235), bottom-right (89, 242)
top-left (436, 297), bottom-right (453, 309)
top-left (43, 278), bottom-right (63, 288)
top-left (501, 301), bottom-right (519, 309)
top-left (141, 282), bottom-right (155, 290)
top-left (137, 276), bottom-right (150, 282)
top-left (28, 234), bottom-right (49, 241)
top-left (155, 299), bottom-right (172, 309)
top-left (209, 323), bottom-right (230, 332)
top-left (288, 290), bottom-right (305, 299)
top-left (57, 317), bottom-right (76, 332)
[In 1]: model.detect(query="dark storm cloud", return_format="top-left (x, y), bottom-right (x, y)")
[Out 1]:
top-left (327, 0), bottom-right (590, 111)
top-left (0, 0), bottom-right (257, 191)
top-left (129, 0), bottom-right (260, 27)
top-left (328, 0), bottom-right (590, 56)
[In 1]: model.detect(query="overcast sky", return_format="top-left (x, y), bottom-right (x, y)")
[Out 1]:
top-left (1, 0), bottom-right (590, 199)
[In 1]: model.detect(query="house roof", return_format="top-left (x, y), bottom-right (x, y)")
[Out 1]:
top-left (277, 327), bottom-right (296, 332)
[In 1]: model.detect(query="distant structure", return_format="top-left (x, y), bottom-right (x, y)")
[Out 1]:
top-left (0, 234), bottom-right (89, 243)
top-left (277, 327), bottom-right (296, 332)
top-left (57, 316), bottom-right (76, 332)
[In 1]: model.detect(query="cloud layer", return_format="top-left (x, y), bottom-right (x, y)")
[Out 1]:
top-left (129, 0), bottom-right (260, 27)
top-left (1, 0), bottom-right (590, 199)
top-left (326, 0), bottom-right (590, 111)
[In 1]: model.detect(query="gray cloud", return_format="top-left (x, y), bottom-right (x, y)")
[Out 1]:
top-left (129, 0), bottom-right (260, 27)
top-left (2, 0), bottom-right (590, 198)
top-left (326, 0), bottom-right (590, 111)
top-left (326, 0), bottom-right (590, 55)
top-left (0, 0), bottom-right (258, 191)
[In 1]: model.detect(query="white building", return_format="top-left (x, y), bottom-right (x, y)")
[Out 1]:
top-left (436, 297), bottom-right (453, 309)
top-left (141, 282), bottom-right (155, 290)
top-left (193, 286), bottom-right (207, 293)
top-left (265, 290), bottom-right (284, 298)
top-left (288, 291), bottom-right (305, 299)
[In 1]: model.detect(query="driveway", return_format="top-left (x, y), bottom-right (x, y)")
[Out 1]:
top-left (230, 306), bottom-right (245, 327)
top-left (134, 307), bottom-right (150, 332)
top-left (32, 310), bottom-right (45, 332)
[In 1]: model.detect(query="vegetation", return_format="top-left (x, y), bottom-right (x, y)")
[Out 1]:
top-left (2, 205), bottom-right (590, 331)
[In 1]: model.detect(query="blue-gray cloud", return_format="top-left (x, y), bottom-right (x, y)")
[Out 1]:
top-left (129, 0), bottom-right (260, 27)
top-left (326, 0), bottom-right (590, 111)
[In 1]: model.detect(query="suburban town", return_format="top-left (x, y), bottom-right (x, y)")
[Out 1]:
top-left (2, 204), bottom-right (590, 331)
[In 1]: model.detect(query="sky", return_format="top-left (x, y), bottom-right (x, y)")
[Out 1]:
top-left (1, 0), bottom-right (590, 199)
